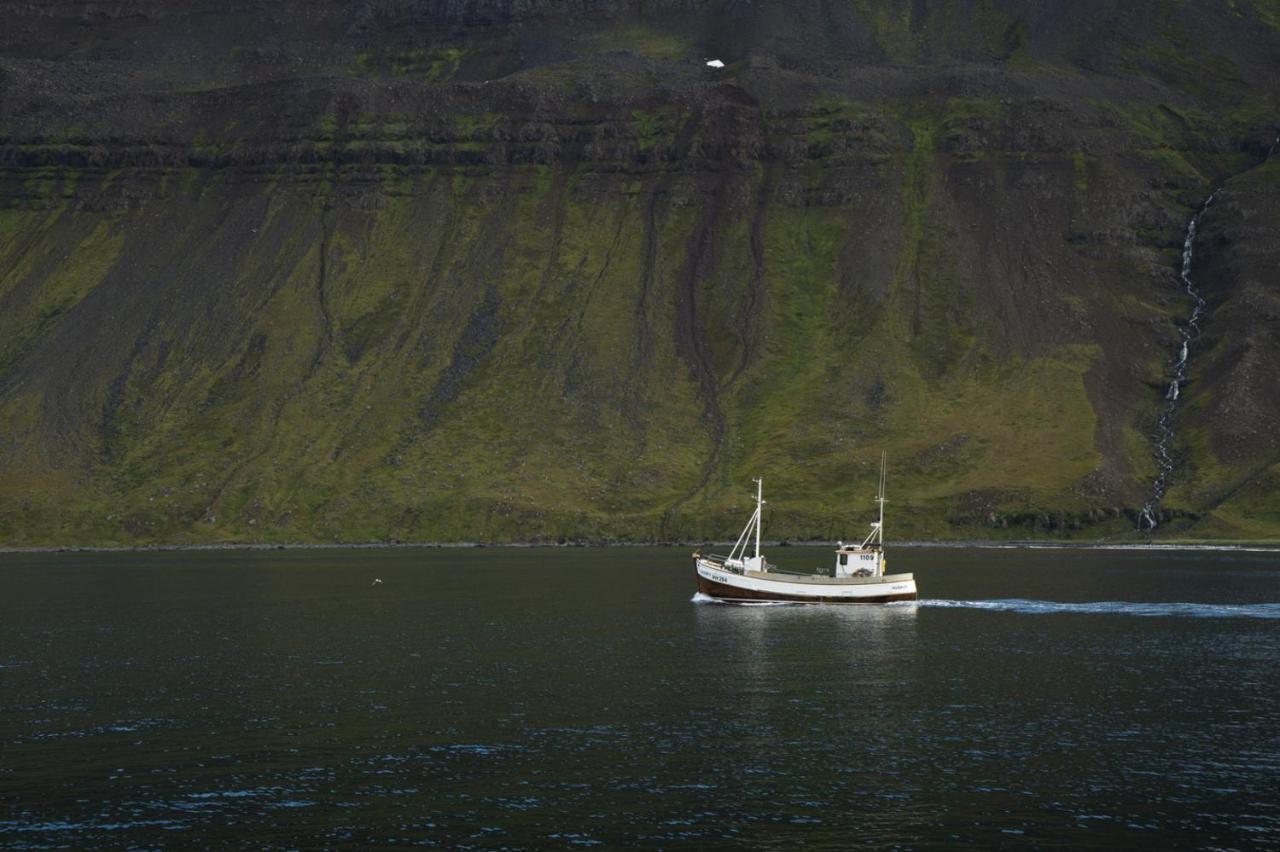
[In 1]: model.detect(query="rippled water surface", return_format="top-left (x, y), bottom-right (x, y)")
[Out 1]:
top-left (2, 546), bottom-right (1278, 848)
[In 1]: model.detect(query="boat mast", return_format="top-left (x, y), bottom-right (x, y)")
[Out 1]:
top-left (754, 477), bottom-right (763, 559)
top-left (861, 452), bottom-right (886, 551)
top-left (877, 451), bottom-right (886, 547)
top-left (727, 478), bottom-right (765, 565)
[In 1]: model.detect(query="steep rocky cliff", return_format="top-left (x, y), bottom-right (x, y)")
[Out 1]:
top-left (1, 0), bottom-right (1278, 545)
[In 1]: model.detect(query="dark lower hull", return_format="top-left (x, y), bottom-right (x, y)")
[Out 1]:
top-left (696, 572), bottom-right (917, 604)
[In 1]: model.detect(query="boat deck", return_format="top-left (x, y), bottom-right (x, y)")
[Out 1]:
top-left (746, 570), bottom-right (913, 586)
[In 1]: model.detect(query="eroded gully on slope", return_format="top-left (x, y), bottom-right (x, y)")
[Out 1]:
top-left (1138, 133), bottom-right (1279, 530)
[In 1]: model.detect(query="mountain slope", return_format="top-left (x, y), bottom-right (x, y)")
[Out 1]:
top-left (1, 0), bottom-right (1278, 544)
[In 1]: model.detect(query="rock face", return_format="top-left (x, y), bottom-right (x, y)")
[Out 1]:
top-left (0, 0), bottom-right (1278, 544)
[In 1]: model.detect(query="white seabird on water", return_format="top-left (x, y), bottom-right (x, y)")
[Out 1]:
top-left (371, 578), bottom-right (383, 586)
top-left (706, 59), bottom-right (725, 68)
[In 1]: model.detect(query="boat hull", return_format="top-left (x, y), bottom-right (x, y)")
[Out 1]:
top-left (695, 558), bottom-right (916, 604)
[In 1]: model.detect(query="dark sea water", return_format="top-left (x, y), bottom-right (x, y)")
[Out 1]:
top-left (1, 545), bottom-right (1278, 849)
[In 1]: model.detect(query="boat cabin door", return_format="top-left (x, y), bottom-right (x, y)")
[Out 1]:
top-left (834, 548), bottom-right (880, 577)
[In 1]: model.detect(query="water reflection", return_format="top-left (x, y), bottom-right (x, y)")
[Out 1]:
top-left (691, 594), bottom-right (918, 637)
top-left (691, 596), bottom-right (920, 719)
top-left (3, 547), bottom-right (1277, 848)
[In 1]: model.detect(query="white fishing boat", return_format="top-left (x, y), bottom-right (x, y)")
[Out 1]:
top-left (693, 455), bottom-right (916, 604)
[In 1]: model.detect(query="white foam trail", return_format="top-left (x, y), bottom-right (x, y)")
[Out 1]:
top-left (690, 592), bottom-right (791, 606)
top-left (908, 542), bottom-right (1280, 552)
top-left (908, 599), bottom-right (1280, 619)
top-left (1076, 542), bottom-right (1280, 552)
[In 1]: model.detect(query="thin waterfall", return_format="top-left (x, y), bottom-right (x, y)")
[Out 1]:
top-left (1137, 192), bottom-right (1216, 531)
top-left (1137, 131), bottom-right (1279, 531)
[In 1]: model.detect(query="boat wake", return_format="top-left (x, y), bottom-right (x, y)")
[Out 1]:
top-left (950, 542), bottom-right (1280, 553)
top-left (905, 599), bottom-right (1280, 619)
top-left (691, 592), bottom-right (792, 606)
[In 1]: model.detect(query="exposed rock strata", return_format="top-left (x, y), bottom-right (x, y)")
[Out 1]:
top-left (0, 1), bottom-right (1278, 543)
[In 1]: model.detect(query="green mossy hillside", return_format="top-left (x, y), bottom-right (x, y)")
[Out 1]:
top-left (2, 0), bottom-right (1279, 545)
